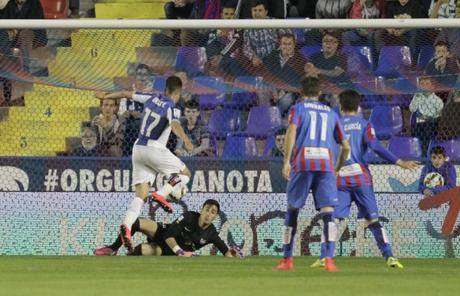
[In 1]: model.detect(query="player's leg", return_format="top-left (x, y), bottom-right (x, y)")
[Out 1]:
top-left (355, 187), bottom-right (403, 268)
top-left (276, 172), bottom-right (312, 270)
top-left (94, 218), bottom-right (142, 255)
top-left (312, 188), bottom-right (351, 268)
top-left (150, 147), bottom-right (191, 205)
top-left (131, 243), bottom-right (163, 256)
top-left (313, 172), bottom-right (339, 272)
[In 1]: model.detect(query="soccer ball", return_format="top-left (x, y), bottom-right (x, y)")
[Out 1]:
top-left (169, 186), bottom-right (188, 200)
top-left (423, 172), bottom-right (444, 189)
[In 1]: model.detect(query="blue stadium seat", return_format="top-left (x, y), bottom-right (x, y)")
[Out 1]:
top-left (369, 105), bottom-right (403, 140)
top-left (300, 45), bottom-right (322, 59)
top-left (341, 46), bottom-right (374, 78)
top-left (388, 136), bottom-right (422, 160)
top-left (427, 139), bottom-right (460, 161)
top-left (417, 46), bottom-right (434, 70)
top-left (374, 46), bottom-right (412, 78)
top-left (191, 76), bottom-right (227, 109)
top-left (222, 134), bottom-right (258, 158)
top-left (245, 106), bottom-right (282, 138)
top-left (198, 94), bottom-right (225, 109)
top-left (207, 109), bottom-right (242, 138)
top-left (152, 76), bottom-right (167, 93)
top-left (174, 47), bottom-right (206, 77)
top-left (225, 76), bottom-right (268, 109)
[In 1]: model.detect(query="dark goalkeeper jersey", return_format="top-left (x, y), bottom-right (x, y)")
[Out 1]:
top-left (163, 211), bottom-right (229, 255)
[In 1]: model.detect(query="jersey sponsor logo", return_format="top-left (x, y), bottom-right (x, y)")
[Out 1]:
top-left (199, 238), bottom-right (206, 245)
top-left (176, 215), bottom-right (184, 224)
top-left (173, 108), bottom-right (181, 119)
top-left (304, 147), bottom-right (330, 160)
top-left (344, 122), bottom-right (362, 131)
top-left (339, 163), bottom-right (363, 177)
top-left (0, 166), bottom-right (29, 191)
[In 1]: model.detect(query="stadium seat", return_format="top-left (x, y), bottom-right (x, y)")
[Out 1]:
top-left (427, 139), bottom-right (460, 161)
top-left (292, 28), bottom-right (305, 44)
top-left (374, 46), bottom-right (412, 78)
top-left (222, 134), bottom-right (258, 158)
top-left (207, 109), bottom-right (242, 138)
top-left (198, 94), bottom-right (225, 109)
top-left (245, 106), bottom-right (282, 138)
top-left (388, 136), bottom-right (422, 160)
top-left (225, 76), bottom-right (269, 109)
top-left (174, 47), bottom-right (206, 77)
top-left (369, 105), bottom-right (403, 140)
top-left (341, 46), bottom-right (374, 78)
top-left (360, 95), bottom-right (385, 109)
top-left (191, 76), bottom-right (227, 94)
top-left (262, 134), bottom-right (276, 156)
top-left (40, 0), bottom-right (68, 19)
top-left (417, 46), bottom-right (434, 70)
top-left (300, 45), bottom-right (322, 59)
top-left (152, 76), bottom-right (167, 93)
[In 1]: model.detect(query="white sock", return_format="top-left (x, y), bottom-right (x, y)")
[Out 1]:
top-left (157, 175), bottom-right (190, 197)
top-left (122, 197), bottom-right (145, 229)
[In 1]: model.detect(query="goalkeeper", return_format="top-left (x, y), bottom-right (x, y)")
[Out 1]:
top-left (94, 199), bottom-right (243, 258)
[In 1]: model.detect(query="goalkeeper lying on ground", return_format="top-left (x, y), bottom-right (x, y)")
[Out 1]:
top-left (94, 199), bottom-right (243, 257)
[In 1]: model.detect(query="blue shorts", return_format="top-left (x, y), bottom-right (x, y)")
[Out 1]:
top-left (335, 186), bottom-right (379, 220)
top-left (286, 171), bottom-right (338, 210)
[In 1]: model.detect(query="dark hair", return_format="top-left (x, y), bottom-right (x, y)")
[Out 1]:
top-left (275, 128), bottom-right (287, 136)
top-left (434, 40), bottom-right (450, 50)
top-left (250, 0), bottom-right (268, 10)
top-left (430, 145), bottom-right (447, 157)
top-left (184, 99), bottom-right (199, 110)
top-left (165, 76), bottom-right (182, 94)
top-left (279, 33), bottom-right (296, 44)
top-left (339, 90), bottom-right (361, 112)
top-left (136, 63), bottom-right (151, 74)
top-left (300, 76), bottom-right (320, 97)
top-left (222, 0), bottom-right (237, 10)
top-left (203, 199), bottom-right (220, 213)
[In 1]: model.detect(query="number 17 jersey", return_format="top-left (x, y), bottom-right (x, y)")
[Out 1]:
top-left (289, 100), bottom-right (345, 173)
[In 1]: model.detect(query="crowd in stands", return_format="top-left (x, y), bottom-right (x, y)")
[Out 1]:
top-left (0, 0), bottom-right (460, 160)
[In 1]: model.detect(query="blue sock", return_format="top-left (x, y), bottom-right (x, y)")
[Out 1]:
top-left (319, 242), bottom-right (326, 259)
top-left (368, 221), bottom-right (393, 259)
top-left (320, 212), bottom-right (337, 259)
top-left (282, 208), bottom-right (299, 258)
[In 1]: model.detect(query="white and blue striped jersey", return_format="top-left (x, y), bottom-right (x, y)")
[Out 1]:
top-left (132, 92), bottom-right (181, 147)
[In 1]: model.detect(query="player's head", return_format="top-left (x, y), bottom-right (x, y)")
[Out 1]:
top-left (300, 76), bottom-right (320, 98)
top-left (165, 75), bottom-right (183, 102)
top-left (250, 0), bottom-right (268, 19)
top-left (275, 128), bottom-right (286, 151)
top-left (80, 123), bottom-right (98, 150)
top-left (430, 146), bottom-right (447, 168)
top-left (200, 199), bottom-right (220, 226)
top-left (100, 99), bottom-right (118, 117)
top-left (339, 89), bottom-right (361, 114)
top-left (221, 1), bottom-right (236, 19)
top-left (184, 98), bottom-right (200, 125)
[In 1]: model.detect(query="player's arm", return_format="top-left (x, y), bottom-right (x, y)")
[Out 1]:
top-left (164, 214), bottom-right (196, 257)
top-left (418, 166), bottom-right (432, 196)
top-left (333, 118), bottom-right (350, 172)
top-left (317, 66), bottom-right (345, 77)
top-left (171, 121), bottom-right (194, 153)
top-left (283, 122), bottom-right (296, 180)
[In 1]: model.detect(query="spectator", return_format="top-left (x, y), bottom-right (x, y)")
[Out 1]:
top-left (164, 0), bottom-right (193, 19)
top-left (409, 76), bottom-right (444, 155)
top-left (305, 31), bottom-right (352, 86)
top-left (119, 64), bottom-right (151, 156)
top-left (92, 98), bottom-right (125, 157)
top-left (262, 33), bottom-right (307, 87)
top-left (429, 0), bottom-right (457, 18)
top-left (424, 40), bottom-right (459, 87)
top-left (69, 124), bottom-right (101, 157)
top-left (268, 128), bottom-right (286, 157)
top-left (69, 0), bottom-right (80, 18)
top-left (1, 0), bottom-right (47, 71)
top-left (175, 99), bottom-right (213, 157)
top-left (315, 0), bottom-right (353, 19)
top-left (288, 0), bottom-right (317, 18)
top-left (237, 0), bottom-right (287, 19)
top-left (437, 90), bottom-right (460, 140)
top-left (174, 70), bottom-right (193, 110)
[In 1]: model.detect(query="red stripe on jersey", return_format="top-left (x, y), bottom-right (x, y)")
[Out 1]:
top-left (289, 108), bottom-right (295, 124)
top-left (361, 165), bottom-right (371, 186)
top-left (320, 159), bottom-right (326, 171)
top-left (300, 148), bottom-right (306, 171)
top-left (345, 176), bottom-right (352, 187)
top-left (292, 148), bottom-right (298, 173)
top-left (336, 176), bottom-right (342, 187)
top-left (335, 122), bottom-right (345, 142)
top-left (328, 149), bottom-right (334, 171)
top-left (366, 123), bottom-right (374, 141)
top-left (310, 159), bottom-right (316, 171)
top-left (354, 174), bottom-right (362, 187)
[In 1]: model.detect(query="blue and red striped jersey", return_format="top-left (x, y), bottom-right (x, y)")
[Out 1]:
top-left (337, 115), bottom-right (398, 188)
top-left (289, 100), bottom-right (345, 173)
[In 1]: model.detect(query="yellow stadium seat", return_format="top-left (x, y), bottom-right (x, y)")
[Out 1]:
top-left (95, 3), bottom-right (166, 19)
top-left (8, 106), bottom-right (91, 122)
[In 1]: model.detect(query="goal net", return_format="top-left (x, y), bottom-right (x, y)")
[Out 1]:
top-left (0, 19), bottom-right (459, 257)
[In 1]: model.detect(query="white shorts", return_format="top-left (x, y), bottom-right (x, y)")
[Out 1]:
top-left (132, 144), bottom-right (186, 185)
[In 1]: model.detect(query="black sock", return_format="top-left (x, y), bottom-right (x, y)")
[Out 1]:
top-left (132, 245), bottom-right (142, 256)
top-left (109, 219), bottom-right (141, 251)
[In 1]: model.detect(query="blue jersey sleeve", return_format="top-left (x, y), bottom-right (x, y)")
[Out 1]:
top-left (364, 122), bottom-right (399, 163)
top-left (432, 164), bottom-right (457, 195)
top-left (166, 104), bottom-right (181, 124)
top-left (333, 115), bottom-right (345, 144)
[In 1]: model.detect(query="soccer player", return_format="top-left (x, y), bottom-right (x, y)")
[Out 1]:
top-left (311, 89), bottom-right (418, 269)
top-left (276, 77), bottom-right (351, 272)
top-left (94, 199), bottom-right (243, 258)
top-left (96, 76), bottom-right (194, 253)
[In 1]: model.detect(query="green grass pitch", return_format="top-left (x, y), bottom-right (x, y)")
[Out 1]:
top-left (0, 256), bottom-right (458, 296)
